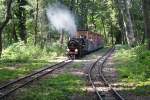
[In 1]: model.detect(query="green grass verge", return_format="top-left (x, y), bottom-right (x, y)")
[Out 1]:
top-left (0, 60), bottom-right (51, 82)
top-left (16, 73), bottom-right (85, 100)
top-left (0, 41), bottom-right (66, 82)
top-left (114, 45), bottom-right (150, 95)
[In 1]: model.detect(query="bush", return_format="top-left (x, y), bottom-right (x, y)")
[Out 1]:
top-left (118, 62), bottom-right (150, 81)
top-left (137, 50), bottom-right (150, 65)
top-left (2, 42), bottom-right (43, 62)
top-left (2, 41), bottom-right (66, 62)
top-left (46, 41), bottom-right (66, 56)
top-left (115, 45), bottom-right (150, 82)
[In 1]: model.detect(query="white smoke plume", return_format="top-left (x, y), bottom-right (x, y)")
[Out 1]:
top-left (46, 3), bottom-right (77, 38)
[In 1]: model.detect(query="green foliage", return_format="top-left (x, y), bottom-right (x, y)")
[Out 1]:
top-left (115, 45), bottom-right (150, 95)
top-left (115, 45), bottom-right (150, 81)
top-left (136, 49), bottom-right (150, 65)
top-left (16, 73), bottom-right (85, 100)
top-left (2, 42), bottom-right (43, 61)
top-left (138, 51), bottom-right (150, 63)
top-left (0, 40), bottom-right (66, 82)
top-left (0, 0), bottom-right (5, 21)
top-left (2, 41), bottom-right (65, 62)
top-left (46, 41), bottom-right (66, 56)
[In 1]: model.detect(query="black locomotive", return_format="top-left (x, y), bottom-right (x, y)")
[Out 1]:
top-left (67, 31), bottom-right (104, 59)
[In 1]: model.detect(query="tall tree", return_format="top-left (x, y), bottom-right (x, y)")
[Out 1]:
top-left (0, 0), bottom-right (13, 57)
top-left (17, 0), bottom-right (27, 43)
top-left (117, 0), bottom-right (135, 46)
top-left (12, 19), bottom-right (18, 42)
top-left (142, 0), bottom-right (150, 49)
top-left (34, 0), bottom-right (39, 45)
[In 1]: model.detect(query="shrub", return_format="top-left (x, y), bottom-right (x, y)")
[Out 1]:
top-left (115, 45), bottom-right (150, 82)
top-left (2, 41), bottom-right (66, 62)
top-left (46, 41), bottom-right (66, 56)
top-left (137, 50), bottom-right (150, 65)
top-left (2, 42), bottom-right (43, 62)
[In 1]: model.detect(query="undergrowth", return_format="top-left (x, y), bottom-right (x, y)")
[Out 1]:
top-left (0, 41), bottom-right (66, 82)
top-left (114, 45), bottom-right (150, 95)
top-left (2, 41), bottom-right (65, 62)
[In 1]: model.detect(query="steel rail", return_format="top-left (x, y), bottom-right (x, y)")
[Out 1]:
top-left (0, 59), bottom-right (72, 99)
top-left (88, 48), bottom-right (114, 100)
top-left (98, 47), bottom-right (125, 100)
top-left (0, 59), bottom-right (68, 90)
top-left (88, 47), bottom-right (125, 100)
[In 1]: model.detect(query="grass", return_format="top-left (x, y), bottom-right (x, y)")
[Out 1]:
top-left (16, 73), bottom-right (85, 100)
top-left (0, 41), bottom-right (66, 82)
top-left (72, 62), bottom-right (83, 68)
top-left (114, 45), bottom-right (150, 95)
top-left (0, 60), bottom-right (51, 82)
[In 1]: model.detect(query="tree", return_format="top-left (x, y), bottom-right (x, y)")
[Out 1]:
top-left (142, 0), bottom-right (150, 49)
top-left (0, 0), bottom-right (13, 57)
top-left (117, 0), bottom-right (135, 47)
top-left (17, 0), bottom-right (27, 43)
top-left (34, 0), bottom-right (39, 45)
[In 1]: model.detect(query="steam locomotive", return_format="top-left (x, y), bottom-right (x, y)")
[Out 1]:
top-left (67, 30), bottom-right (104, 59)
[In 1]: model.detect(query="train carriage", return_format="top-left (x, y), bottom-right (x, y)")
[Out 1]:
top-left (67, 30), bottom-right (104, 59)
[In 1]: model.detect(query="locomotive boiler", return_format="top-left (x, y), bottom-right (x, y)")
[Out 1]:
top-left (67, 30), bottom-right (104, 59)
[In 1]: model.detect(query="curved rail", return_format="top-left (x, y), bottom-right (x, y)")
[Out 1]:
top-left (0, 59), bottom-right (72, 99)
top-left (88, 47), bottom-right (125, 100)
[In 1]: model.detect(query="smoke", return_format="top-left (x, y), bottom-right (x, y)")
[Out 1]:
top-left (46, 3), bottom-right (77, 38)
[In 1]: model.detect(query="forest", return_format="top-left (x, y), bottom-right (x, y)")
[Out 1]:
top-left (0, 0), bottom-right (150, 57)
top-left (0, 0), bottom-right (150, 100)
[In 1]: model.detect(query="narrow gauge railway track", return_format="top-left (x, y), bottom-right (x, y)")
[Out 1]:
top-left (0, 59), bottom-right (72, 100)
top-left (88, 47), bottom-right (125, 100)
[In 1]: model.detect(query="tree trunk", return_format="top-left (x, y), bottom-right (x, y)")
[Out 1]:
top-left (34, 0), bottom-right (39, 45)
top-left (12, 23), bottom-right (18, 42)
top-left (17, 0), bottom-right (27, 43)
top-left (115, 32), bottom-right (122, 44)
top-left (141, 30), bottom-right (145, 44)
top-left (101, 18), bottom-right (107, 43)
top-left (60, 32), bottom-right (64, 46)
top-left (116, 0), bottom-right (126, 44)
top-left (91, 13), bottom-right (96, 32)
top-left (111, 24), bottom-right (114, 45)
top-left (124, 0), bottom-right (135, 47)
top-left (117, 0), bottom-right (135, 47)
top-left (0, 0), bottom-right (12, 57)
top-left (142, 0), bottom-right (150, 49)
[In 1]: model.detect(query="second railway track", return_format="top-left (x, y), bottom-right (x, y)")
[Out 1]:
top-left (0, 59), bottom-right (72, 100)
top-left (88, 47), bottom-right (125, 100)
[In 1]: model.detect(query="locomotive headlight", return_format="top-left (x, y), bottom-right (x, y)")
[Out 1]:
top-left (75, 49), bottom-right (78, 52)
top-left (67, 48), bottom-right (70, 52)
